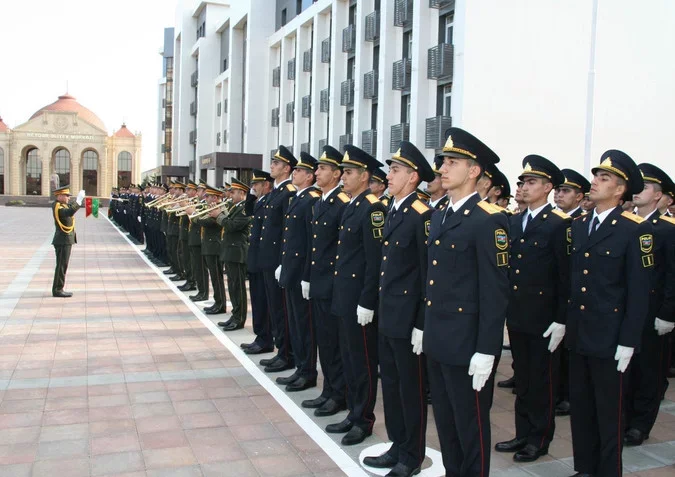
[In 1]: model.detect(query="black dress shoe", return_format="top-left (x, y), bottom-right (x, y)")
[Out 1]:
top-left (178, 282), bottom-right (196, 291)
top-left (286, 377), bottom-right (316, 392)
top-left (218, 320), bottom-right (233, 327)
top-left (495, 437), bottom-right (527, 452)
top-left (240, 342), bottom-right (254, 349)
top-left (163, 268), bottom-right (176, 275)
top-left (52, 291), bottom-right (73, 298)
top-left (264, 360), bottom-right (294, 373)
top-left (326, 418), bottom-right (353, 434)
top-left (386, 463), bottom-right (421, 477)
top-left (314, 398), bottom-right (346, 417)
top-left (189, 294), bottom-right (207, 302)
top-left (363, 452), bottom-right (397, 469)
top-left (244, 344), bottom-right (274, 355)
top-left (341, 426), bottom-right (371, 446)
top-left (624, 428), bottom-right (648, 446)
top-left (169, 275), bottom-right (185, 282)
top-left (555, 400), bottom-right (571, 416)
top-left (502, 344), bottom-right (512, 350)
top-left (498, 376), bottom-right (516, 388)
top-left (205, 307), bottom-right (226, 315)
top-left (513, 444), bottom-right (548, 462)
top-left (570, 473), bottom-right (595, 477)
top-left (203, 304), bottom-right (216, 312)
top-left (302, 396), bottom-right (328, 409)
top-left (223, 322), bottom-right (244, 331)
top-left (260, 355), bottom-right (280, 366)
top-left (276, 372), bottom-right (300, 385)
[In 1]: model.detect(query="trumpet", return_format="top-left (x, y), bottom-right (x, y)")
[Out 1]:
top-left (166, 198), bottom-right (200, 214)
top-left (155, 194), bottom-right (188, 209)
top-left (188, 201), bottom-right (228, 220)
top-left (145, 193), bottom-right (170, 206)
top-left (176, 202), bottom-right (206, 216)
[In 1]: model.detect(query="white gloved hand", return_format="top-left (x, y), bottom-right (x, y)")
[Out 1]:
top-left (542, 322), bottom-right (566, 352)
top-left (411, 328), bottom-right (424, 355)
top-left (76, 190), bottom-right (85, 205)
top-left (137, 216), bottom-right (142, 223)
top-left (301, 281), bottom-right (310, 300)
top-left (250, 188), bottom-right (259, 197)
top-left (614, 345), bottom-right (634, 373)
top-left (123, 209), bottom-right (127, 214)
top-left (356, 305), bottom-right (374, 326)
top-left (274, 265), bottom-right (282, 282)
top-left (468, 352), bottom-right (495, 392)
top-left (654, 318), bottom-right (675, 336)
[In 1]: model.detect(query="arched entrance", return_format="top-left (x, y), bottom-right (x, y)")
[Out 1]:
top-left (82, 150), bottom-right (98, 196)
top-left (53, 148), bottom-right (71, 188)
top-left (25, 148), bottom-right (41, 195)
top-left (118, 151), bottom-right (132, 188)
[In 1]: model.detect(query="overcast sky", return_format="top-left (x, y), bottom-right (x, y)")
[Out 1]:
top-left (0, 0), bottom-right (178, 172)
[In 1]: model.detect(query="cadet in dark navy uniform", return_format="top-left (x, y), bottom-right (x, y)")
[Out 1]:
top-left (566, 151), bottom-right (652, 477)
top-left (301, 146), bottom-right (350, 416)
top-left (327, 145), bottom-right (386, 446)
top-left (496, 156), bottom-right (571, 462)
top-left (428, 156), bottom-right (449, 210)
top-left (261, 147), bottom-right (297, 372)
top-left (362, 142), bottom-right (434, 477)
top-left (424, 128), bottom-right (509, 477)
top-left (276, 153), bottom-right (321, 391)
top-left (370, 168), bottom-right (390, 208)
top-left (624, 164), bottom-right (675, 446)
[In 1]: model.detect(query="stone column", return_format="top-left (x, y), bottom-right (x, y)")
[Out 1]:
top-left (71, 145), bottom-right (81, 193)
top-left (41, 151), bottom-right (50, 197)
top-left (9, 146), bottom-right (21, 195)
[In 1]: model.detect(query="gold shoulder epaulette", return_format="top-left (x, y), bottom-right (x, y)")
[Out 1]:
top-left (659, 215), bottom-right (675, 225)
top-left (477, 201), bottom-right (500, 215)
top-left (411, 199), bottom-right (430, 215)
top-left (365, 194), bottom-right (379, 204)
top-left (286, 183), bottom-right (297, 192)
top-left (551, 209), bottom-right (571, 220)
top-left (621, 211), bottom-right (645, 224)
top-left (337, 192), bottom-right (350, 203)
top-left (309, 190), bottom-right (321, 198)
top-left (381, 197), bottom-right (390, 207)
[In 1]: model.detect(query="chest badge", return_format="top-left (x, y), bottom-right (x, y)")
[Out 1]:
top-left (495, 229), bottom-right (508, 251)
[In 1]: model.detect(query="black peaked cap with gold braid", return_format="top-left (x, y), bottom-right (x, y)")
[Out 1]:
top-left (341, 145), bottom-right (383, 172)
top-left (371, 168), bottom-right (387, 184)
top-left (440, 127), bottom-right (500, 171)
top-left (230, 178), bottom-right (250, 194)
top-left (560, 168), bottom-right (591, 193)
top-left (491, 167), bottom-right (511, 198)
top-left (518, 154), bottom-right (565, 187)
top-left (592, 150), bottom-right (644, 199)
top-left (273, 145), bottom-right (298, 168)
top-left (297, 152), bottom-right (318, 171)
top-left (319, 145), bottom-right (344, 167)
top-left (54, 185), bottom-right (72, 196)
top-left (387, 140), bottom-right (435, 183)
top-left (638, 163), bottom-right (674, 198)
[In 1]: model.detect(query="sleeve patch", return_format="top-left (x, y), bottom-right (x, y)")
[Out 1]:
top-left (371, 211), bottom-right (385, 227)
top-left (640, 234), bottom-right (653, 253)
top-left (425, 220), bottom-right (430, 237)
top-left (642, 254), bottom-right (654, 268)
top-left (497, 251), bottom-right (509, 267)
top-left (373, 227), bottom-right (383, 239)
top-left (495, 229), bottom-right (508, 250)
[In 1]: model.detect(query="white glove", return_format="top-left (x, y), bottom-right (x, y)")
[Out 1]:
top-left (542, 322), bottom-right (566, 352)
top-left (76, 190), bottom-right (85, 205)
top-left (654, 318), bottom-right (675, 336)
top-left (614, 345), bottom-right (634, 373)
top-left (123, 209), bottom-right (127, 214)
top-left (250, 188), bottom-right (259, 197)
top-left (356, 305), bottom-right (374, 326)
top-left (301, 281), bottom-right (310, 300)
top-left (137, 216), bottom-right (142, 223)
top-left (274, 265), bottom-right (282, 282)
top-left (468, 353), bottom-right (495, 392)
top-left (411, 328), bottom-right (424, 355)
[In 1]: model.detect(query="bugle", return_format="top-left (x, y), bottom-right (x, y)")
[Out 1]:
top-left (188, 201), bottom-right (228, 220)
top-left (166, 198), bottom-right (200, 214)
top-left (176, 202), bottom-right (206, 216)
top-left (145, 193), bottom-right (170, 206)
top-left (155, 194), bottom-right (188, 209)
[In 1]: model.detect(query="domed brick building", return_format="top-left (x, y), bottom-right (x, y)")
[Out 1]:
top-left (0, 94), bottom-right (142, 196)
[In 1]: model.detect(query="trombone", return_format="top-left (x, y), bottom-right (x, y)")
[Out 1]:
top-left (188, 201), bottom-right (229, 220)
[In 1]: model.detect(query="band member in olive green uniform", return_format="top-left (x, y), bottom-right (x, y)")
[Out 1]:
top-left (52, 186), bottom-right (85, 297)
top-left (211, 178), bottom-right (252, 331)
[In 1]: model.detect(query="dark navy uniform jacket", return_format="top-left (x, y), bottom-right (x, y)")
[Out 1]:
top-left (507, 204), bottom-right (572, 335)
top-left (331, 191), bottom-right (387, 317)
top-left (279, 187), bottom-right (321, 288)
top-left (378, 194), bottom-right (433, 339)
top-left (566, 208), bottom-right (653, 357)
top-left (246, 192), bottom-right (270, 273)
top-left (258, 179), bottom-right (296, 271)
top-left (423, 194), bottom-right (510, 366)
top-left (305, 188), bottom-right (350, 300)
top-left (645, 211), bottom-right (675, 323)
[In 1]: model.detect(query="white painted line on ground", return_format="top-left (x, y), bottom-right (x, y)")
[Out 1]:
top-left (104, 215), bottom-right (369, 477)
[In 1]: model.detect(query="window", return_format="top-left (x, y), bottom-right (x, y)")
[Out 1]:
top-left (118, 151), bottom-right (132, 188)
top-left (83, 150), bottom-right (98, 196)
top-left (54, 148), bottom-right (71, 189)
top-left (297, 0), bottom-right (302, 15)
top-left (373, 45), bottom-right (380, 71)
top-left (371, 103), bottom-right (378, 130)
top-left (403, 31), bottom-right (413, 59)
top-left (401, 95), bottom-right (411, 123)
top-left (281, 8), bottom-right (287, 26)
top-left (346, 110), bottom-right (353, 135)
top-left (83, 150), bottom-right (98, 171)
top-left (26, 148), bottom-right (41, 195)
top-left (0, 147), bottom-right (4, 194)
top-left (443, 85), bottom-right (452, 116)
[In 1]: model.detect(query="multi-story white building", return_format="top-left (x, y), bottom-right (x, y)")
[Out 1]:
top-left (165, 0), bottom-right (675, 188)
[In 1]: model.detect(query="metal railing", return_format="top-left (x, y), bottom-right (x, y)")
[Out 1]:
top-left (320, 88), bottom-right (330, 113)
top-left (342, 24), bottom-right (356, 53)
top-left (288, 58), bottom-right (296, 80)
top-left (272, 66), bottom-right (281, 87)
top-left (390, 123), bottom-right (410, 152)
top-left (427, 44), bottom-right (454, 80)
top-left (365, 11), bottom-right (380, 42)
top-left (361, 129), bottom-right (377, 157)
top-left (425, 116), bottom-right (453, 149)
top-left (191, 71), bottom-right (198, 87)
top-left (302, 95), bottom-right (311, 118)
top-left (363, 71), bottom-right (378, 99)
top-left (340, 79), bottom-right (355, 106)
top-left (394, 0), bottom-right (413, 27)
top-left (271, 108), bottom-right (279, 127)
top-left (303, 49), bottom-right (312, 72)
top-left (286, 101), bottom-right (295, 123)
top-left (321, 37), bottom-right (331, 63)
top-left (339, 133), bottom-right (353, 152)
top-left (392, 58), bottom-right (412, 90)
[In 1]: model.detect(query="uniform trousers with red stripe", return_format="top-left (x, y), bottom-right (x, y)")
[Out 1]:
top-left (285, 284), bottom-right (317, 380)
top-left (569, 351), bottom-right (625, 477)
top-left (510, 330), bottom-right (559, 448)
top-left (427, 357), bottom-right (493, 477)
top-left (378, 335), bottom-right (427, 469)
top-left (338, 312), bottom-right (378, 431)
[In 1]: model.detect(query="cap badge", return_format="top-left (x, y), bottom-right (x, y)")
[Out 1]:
top-left (320, 151), bottom-right (327, 159)
top-left (343, 151), bottom-right (350, 161)
top-left (524, 163), bottom-right (533, 172)
top-left (443, 135), bottom-right (454, 149)
top-left (601, 157), bottom-right (613, 167)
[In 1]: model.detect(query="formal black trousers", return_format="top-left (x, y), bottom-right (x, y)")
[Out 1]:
top-left (510, 329), bottom-right (559, 448)
top-left (166, 235), bottom-right (180, 274)
top-left (285, 284), bottom-right (316, 380)
top-left (338, 312), bottom-right (378, 431)
top-left (180, 239), bottom-right (193, 282)
top-left (52, 245), bottom-right (72, 294)
top-left (379, 334), bottom-right (427, 468)
top-left (262, 270), bottom-right (293, 364)
top-left (249, 271), bottom-right (272, 348)
top-left (190, 246), bottom-right (208, 298)
top-left (427, 357), bottom-right (493, 477)
top-left (225, 261), bottom-right (247, 326)
top-left (312, 297), bottom-right (345, 403)
top-left (569, 351), bottom-right (625, 477)
top-left (203, 255), bottom-right (225, 309)
top-left (558, 347), bottom-right (570, 403)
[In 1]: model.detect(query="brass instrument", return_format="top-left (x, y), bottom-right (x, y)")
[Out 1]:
top-left (188, 201), bottom-right (228, 220)
top-left (175, 202), bottom-right (206, 216)
top-left (145, 193), bottom-right (170, 206)
top-left (110, 197), bottom-right (129, 202)
top-left (155, 194), bottom-right (188, 209)
top-left (166, 198), bottom-right (200, 214)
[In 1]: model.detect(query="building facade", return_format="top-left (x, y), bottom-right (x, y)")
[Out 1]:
top-left (0, 94), bottom-right (142, 197)
top-left (157, 27), bottom-right (175, 168)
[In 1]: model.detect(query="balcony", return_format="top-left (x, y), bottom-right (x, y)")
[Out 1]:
top-left (392, 58), bottom-right (412, 90)
top-left (425, 116), bottom-right (453, 149)
top-left (320, 88), bottom-right (330, 113)
top-left (342, 24), bottom-right (356, 54)
top-left (302, 95), bottom-right (311, 118)
top-left (191, 71), bottom-right (198, 87)
top-left (361, 129), bottom-right (377, 157)
top-left (321, 37), bottom-right (331, 63)
top-left (318, 138), bottom-right (328, 151)
top-left (428, 44), bottom-right (454, 80)
top-left (394, 0), bottom-right (413, 27)
top-left (271, 107), bottom-right (279, 127)
top-left (272, 66), bottom-right (281, 87)
top-left (363, 71), bottom-right (378, 99)
top-left (217, 102), bottom-right (221, 117)
top-left (303, 49), bottom-right (312, 72)
top-left (339, 133), bottom-right (353, 153)
top-left (301, 142), bottom-right (310, 154)
top-left (286, 101), bottom-right (295, 123)
top-left (288, 58), bottom-right (296, 80)
top-left (340, 79), bottom-right (354, 106)
top-left (429, 0), bottom-right (453, 8)
top-left (189, 129), bottom-right (197, 145)
top-left (189, 101), bottom-right (197, 116)
top-left (365, 11), bottom-right (380, 42)
top-left (390, 123), bottom-right (410, 153)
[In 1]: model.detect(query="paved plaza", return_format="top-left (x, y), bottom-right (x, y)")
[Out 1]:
top-left (0, 206), bottom-right (673, 477)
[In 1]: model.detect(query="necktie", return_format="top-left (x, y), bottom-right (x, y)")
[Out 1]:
top-left (589, 216), bottom-right (599, 236)
top-left (524, 213), bottom-right (532, 232)
top-left (442, 207), bottom-right (454, 224)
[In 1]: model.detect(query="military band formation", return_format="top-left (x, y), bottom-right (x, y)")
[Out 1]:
top-left (59, 126), bottom-right (674, 477)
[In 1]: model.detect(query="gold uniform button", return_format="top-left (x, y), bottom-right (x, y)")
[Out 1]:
top-left (381, 272), bottom-right (384, 276)
top-left (312, 248), bottom-right (316, 252)
top-left (458, 307), bottom-right (463, 312)
top-left (383, 256), bottom-right (387, 261)
top-left (513, 285), bottom-right (518, 290)
top-left (520, 238), bottom-right (525, 243)
top-left (313, 234), bottom-right (317, 238)
top-left (581, 287), bottom-right (587, 292)
top-left (311, 261), bottom-right (315, 265)
top-left (614, 308), bottom-right (619, 312)
top-left (583, 270), bottom-right (588, 275)
top-left (517, 254), bottom-right (522, 259)
top-left (433, 260), bottom-right (438, 266)
top-left (451, 244), bottom-right (455, 249)
top-left (334, 271), bottom-right (338, 276)
top-left (580, 305), bottom-right (585, 310)
top-left (584, 252), bottom-right (590, 258)
top-left (352, 274), bottom-right (356, 278)
top-left (435, 240), bottom-right (440, 245)
top-left (429, 280), bottom-right (434, 285)
top-left (384, 241), bottom-right (389, 246)
top-left (336, 255), bottom-right (339, 260)
top-left (427, 300), bottom-right (432, 306)
top-left (515, 270), bottom-right (520, 274)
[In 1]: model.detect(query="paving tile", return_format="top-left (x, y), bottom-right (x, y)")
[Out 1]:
top-left (0, 443), bottom-right (37, 465)
top-left (39, 423), bottom-right (88, 442)
top-left (90, 451), bottom-right (145, 476)
top-left (201, 460), bottom-right (259, 477)
top-left (139, 430), bottom-right (188, 450)
top-left (240, 438), bottom-right (295, 458)
top-left (0, 412), bottom-right (42, 429)
top-left (146, 466), bottom-right (203, 477)
top-left (0, 426), bottom-right (41, 446)
top-left (623, 446), bottom-right (671, 473)
top-left (172, 400), bottom-right (217, 416)
top-left (42, 408), bottom-right (89, 426)
top-left (91, 432), bottom-right (141, 455)
top-left (0, 463), bottom-right (32, 477)
top-left (36, 438), bottom-right (89, 460)
top-left (178, 412), bottom-right (225, 430)
top-left (32, 457), bottom-right (90, 477)
top-left (142, 446), bottom-right (197, 469)
top-left (250, 453), bottom-right (311, 477)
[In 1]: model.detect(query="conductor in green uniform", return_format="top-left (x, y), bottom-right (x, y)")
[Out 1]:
top-left (52, 185), bottom-right (85, 297)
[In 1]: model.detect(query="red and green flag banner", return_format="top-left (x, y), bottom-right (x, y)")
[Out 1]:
top-left (85, 198), bottom-right (100, 218)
